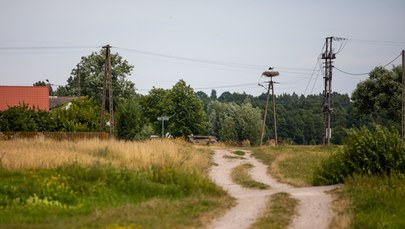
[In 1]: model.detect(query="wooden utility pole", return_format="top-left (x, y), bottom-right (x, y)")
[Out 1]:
top-left (76, 64), bottom-right (80, 97)
top-left (260, 82), bottom-right (271, 146)
top-left (100, 45), bottom-right (112, 139)
top-left (259, 70), bottom-right (280, 146)
top-left (271, 79), bottom-right (278, 146)
top-left (402, 50), bottom-right (405, 142)
top-left (106, 45), bottom-right (114, 139)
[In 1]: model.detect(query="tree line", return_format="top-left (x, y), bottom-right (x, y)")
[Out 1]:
top-left (1, 48), bottom-right (402, 145)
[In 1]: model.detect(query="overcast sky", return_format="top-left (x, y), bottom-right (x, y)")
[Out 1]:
top-left (0, 0), bottom-right (404, 97)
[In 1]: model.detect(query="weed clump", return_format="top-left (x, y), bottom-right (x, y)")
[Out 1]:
top-left (313, 124), bottom-right (405, 185)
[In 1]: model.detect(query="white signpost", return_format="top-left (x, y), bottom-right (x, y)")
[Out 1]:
top-left (157, 116), bottom-right (169, 138)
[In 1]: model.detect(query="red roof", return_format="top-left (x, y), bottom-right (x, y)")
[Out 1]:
top-left (0, 86), bottom-right (49, 111)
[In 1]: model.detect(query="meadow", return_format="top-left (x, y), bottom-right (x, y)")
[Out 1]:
top-left (251, 146), bottom-right (405, 229)
top-left (0, 139), bottom-right (232, 229)
top-left (1, 139), bottom-right (404, 228)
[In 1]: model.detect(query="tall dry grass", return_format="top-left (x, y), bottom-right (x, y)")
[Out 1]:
top-left (0, 139), bottom-right (209, 172)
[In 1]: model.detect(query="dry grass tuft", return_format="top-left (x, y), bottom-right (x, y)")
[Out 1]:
top-left (328, 188), bottom-right (352, 229)
top-left (251, 192), bottom-right (298, 229)
top-left (0, 139), bottom-right (209, 172)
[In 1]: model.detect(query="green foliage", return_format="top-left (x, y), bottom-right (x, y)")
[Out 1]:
top-left (115, 98), bottom-right (148, 140)
top-left (50, 97), bottom-right (102, 132)
top-left (140, 80), bottom-right (207, 137)
top-left (0, 97), bottom-right (103, 133)
top-left (345, 174), bottom-right (405, 228)
top-left (344, 125), bottom-right (405, 175)
top-left (167, 80), bottom-right (207, 137)
top-left (313, 124), bottom-right (405, 185)
top-left (139, 87), bottom-right (170, 132)
top-left (57, 49), bottom-right (135, 109)
top-left (312, 151), bottom-right (349, 185)
top-left (0, 104), bottom-right (41, 131)
top-left (212, 91), bottom-right (353, 145)
top-left (207, 100), bottom-right (262, 145)
top-left (352, 65), bottom-right (402, 131)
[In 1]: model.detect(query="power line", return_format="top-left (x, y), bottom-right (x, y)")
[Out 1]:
top-left (114, 46), bottom-right (314, 72)
top-left (193, 83), bottom-right (258, 90)
top-left (0, 46), bottom-right (99, 50)
top-left (333, 67), bottom-right (369, 76)
top-left (334, 52), bottom-right (402, 76)
top-left (348, 38), bottom-right (405, 46)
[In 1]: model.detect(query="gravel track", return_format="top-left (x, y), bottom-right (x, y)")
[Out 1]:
top-left (208, 149), bottom-right (340, 229)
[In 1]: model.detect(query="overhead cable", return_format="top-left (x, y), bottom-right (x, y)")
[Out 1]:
top-left (334, 52), bottom-right (402, 76)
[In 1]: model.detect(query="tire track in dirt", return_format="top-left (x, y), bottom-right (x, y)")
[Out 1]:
top-left (208, 149), bottom-right (340, 229)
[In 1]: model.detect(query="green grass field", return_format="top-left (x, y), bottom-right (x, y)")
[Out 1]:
top-left (1, 140), bottom-right (404, 228)
top-left (0, 139), bottom-right (232, 229)
top-left (251, 145), bottom-right (405, 229)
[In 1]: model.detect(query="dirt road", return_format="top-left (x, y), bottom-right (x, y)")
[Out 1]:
top-left (208, 149), bottom-right (340, 229)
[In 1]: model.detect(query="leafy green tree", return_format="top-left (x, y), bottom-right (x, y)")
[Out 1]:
top-left (57, 49), bottom-right (136, 109)
top-left (207, 100), bottom-right (261, 145)
top-left (195, 91), bottom-right (210, 111)
top-left (210, 89), bottom-right (217, 100)
top-left (115, 98), bottom-right (147, 140)
top-left (50, 97), bottom-right (102, 132)
top-left (352, 65), bottom-right (402, 131)
top-left (220, 115), bottom-right (237, 141)
top-left (167, 80), bottom-right (207, 137)
top-left (207, 100), bottom-right (237, 138)
top-left (139, 80), bottom-right (207, 138)
top-left (235, 101), bottom-right (262, 145)
top-left (139, 88), bottom-right (170, 132)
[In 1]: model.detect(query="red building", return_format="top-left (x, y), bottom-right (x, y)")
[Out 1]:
top-left (0, 86), bottom-right (49, 111)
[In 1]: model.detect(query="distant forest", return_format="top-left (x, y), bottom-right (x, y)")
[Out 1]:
top-left (197, 90), bottom-right (354, 145)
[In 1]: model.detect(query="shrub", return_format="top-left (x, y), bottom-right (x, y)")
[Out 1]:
top-left (312, 151), bottom-right (349, 185)
top-left (313, 124), bottom-right (405, 185)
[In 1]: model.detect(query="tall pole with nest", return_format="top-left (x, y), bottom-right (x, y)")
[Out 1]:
top-left (259, 69), bottom-right (280, 146)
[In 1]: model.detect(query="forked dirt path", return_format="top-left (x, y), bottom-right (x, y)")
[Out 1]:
top-left (208, 149), bottom-right (340, 229)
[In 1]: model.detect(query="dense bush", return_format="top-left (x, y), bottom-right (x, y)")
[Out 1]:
top-left (0, 97), bottom-right (104, 133)
top-left (313, 124), bottom-right (405, 185)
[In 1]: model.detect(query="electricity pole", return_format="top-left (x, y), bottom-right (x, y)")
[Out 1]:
top-left (107, 45), bottom-right (114, 139)
top-left (99, 44), bottom-right (113, 139)
top-left (402, 50), bottom-right (405, 142)
top-left (260, 82), bottom-right (271, 146)
top-left (321, 37), bottom-right (335, 146)
top-left (76, 64), bottom-right (80, 97)
top-left (271, 79), bottom-right (278, 146)
top-left (259, 69), bottom-right (280, 146)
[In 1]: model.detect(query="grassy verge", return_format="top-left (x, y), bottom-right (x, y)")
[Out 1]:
top-left (328, 188), bottom-right (352, 229)
top-left (0, 139), bottom-right (232, 228)
top-left (250, 192), bottom-right (298, 229)
top-left (231, 163), bottom-right (269, 189)
top-left (252, 146), bottom-right (337, 187)
top-left (343, 174), bottom-right (405, 228)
